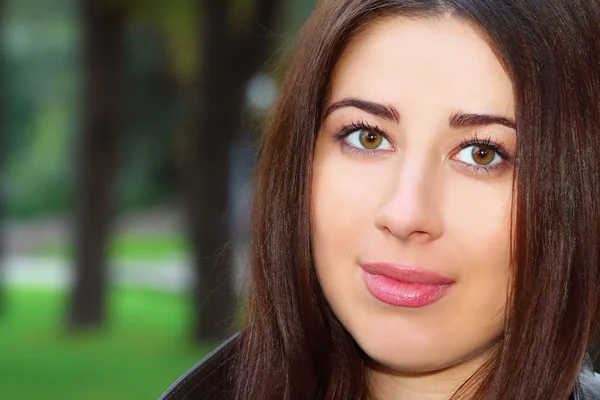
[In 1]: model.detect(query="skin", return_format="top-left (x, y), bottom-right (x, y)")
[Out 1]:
top-left (311, 15), bottom-right (516, 400)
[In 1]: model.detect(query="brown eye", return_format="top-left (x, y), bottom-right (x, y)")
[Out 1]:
top-left (344, 128), bottom-right (393, 152)
top-left (471, 145), bottom-right (495, 165)
top-left (358, 130), bottom-right (383, 149)
top-left (455, 144), bottom-right (502, 167)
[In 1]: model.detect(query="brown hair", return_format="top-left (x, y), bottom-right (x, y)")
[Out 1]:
top-left (234, 1), bottom-right (600, 399)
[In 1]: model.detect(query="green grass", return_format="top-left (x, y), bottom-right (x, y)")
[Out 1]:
top-left (32, 233), bottom-right (190, 262)
top-left (0, 287), bottom-right (217, 400)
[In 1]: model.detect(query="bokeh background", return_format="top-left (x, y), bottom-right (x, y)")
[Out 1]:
top-left (0, 0), bottom-right (316, 398)
top-left (2, 1), bottom-right (599, 399)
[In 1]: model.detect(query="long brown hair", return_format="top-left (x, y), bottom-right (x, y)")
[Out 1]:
top-left (233, 1), bottom-right (600, 399)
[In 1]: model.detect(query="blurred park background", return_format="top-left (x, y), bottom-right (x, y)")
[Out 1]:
top-left (0, 0), bottom-right (315, 398)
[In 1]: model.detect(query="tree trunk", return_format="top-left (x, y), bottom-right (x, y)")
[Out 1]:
top-left (183, 1), bottom-right (236, 343)
top-left (68, 0), bottom-right (125, 329)
top-left (184, 0), bottom-right (280, 342)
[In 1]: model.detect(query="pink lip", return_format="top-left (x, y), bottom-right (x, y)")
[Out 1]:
top-left (361, 263), bottom-right (455, 307)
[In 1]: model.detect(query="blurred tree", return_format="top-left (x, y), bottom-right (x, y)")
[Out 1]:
top-left (67, 0), bottom-right (127, 329)
top-left (182, 0), bottom-right (282, 341)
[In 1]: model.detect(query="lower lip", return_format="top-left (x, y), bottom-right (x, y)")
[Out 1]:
top-left (363, 272), bottom-right (453, 307)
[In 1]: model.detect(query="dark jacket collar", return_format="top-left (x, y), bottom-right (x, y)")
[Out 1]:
top-left (160, 333), bottom-right (600, 400)
top-left (159, 333), bottom-right (239, 400)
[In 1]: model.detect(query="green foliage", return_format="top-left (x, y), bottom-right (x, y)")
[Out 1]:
top-left (0, 288), bottom-right (216, 400)
top-left (33, 233), bottom-right (189, 261)
top-left (3, 0), bottom-right (181, 219)
top-left (1, 0), bottom-right (319, 220)
top-left (128, 0), bottom-right (200, 87)
top-left (282, 0), bottom-right (318, 32)
top-left (3, 0), bottom-right (80, 219)
top-left (6, 103), bottom-right (75, 218)
top-left (110, 234), bottom-right (188, 260)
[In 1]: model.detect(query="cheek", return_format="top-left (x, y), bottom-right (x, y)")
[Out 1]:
top-left (311, 146), bottom-right (390, 261)
top-left (444, 175), bottom-right (513, 317)
top-left (446, 176), bottom-right (513, 273)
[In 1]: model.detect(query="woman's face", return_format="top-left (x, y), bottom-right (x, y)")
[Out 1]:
top-left (312, 15), bottom-right (515, 373)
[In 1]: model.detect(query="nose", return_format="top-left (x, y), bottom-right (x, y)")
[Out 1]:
top-left (374, 160), bottom-right (444, 242)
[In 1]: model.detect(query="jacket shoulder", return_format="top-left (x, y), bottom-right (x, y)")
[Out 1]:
top-left (577, 355), bottom-right (600, 400)
top-left (159, 337), bottom-right (600, 400)
top-left (159, 333), bottom-right (239, 400)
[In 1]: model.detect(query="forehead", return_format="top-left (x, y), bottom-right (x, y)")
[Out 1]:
top-left (330, 15), bottom-right (514, 119)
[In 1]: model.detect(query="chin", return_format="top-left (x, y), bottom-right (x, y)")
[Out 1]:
top-left (369, 352), bottom-right (462, 374)
top-left (360, 339), bottom-right (455, 374)
top-left (356, 330), bottom-right (499, 376)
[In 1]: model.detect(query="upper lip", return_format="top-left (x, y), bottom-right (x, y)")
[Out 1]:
top-left (361, 262), bottom-right (455, 285)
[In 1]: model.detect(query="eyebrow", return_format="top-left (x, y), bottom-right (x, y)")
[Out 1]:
top-left (449, 112), bottom-right (516, 130)
top-left (324, 97), bottom-right (516, 130)
top-left (324, 97), bottom-right (401, 123)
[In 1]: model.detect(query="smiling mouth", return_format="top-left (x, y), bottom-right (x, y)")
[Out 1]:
top-left (361, 262), bottom-right (455, 307)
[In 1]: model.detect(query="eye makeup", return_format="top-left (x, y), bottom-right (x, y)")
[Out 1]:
top-left (450, 133), bottom-right (514, 176)
top-left (330, 120), bottom-right (514, 176)
top-left (331, 119), bottom-right (394, 156)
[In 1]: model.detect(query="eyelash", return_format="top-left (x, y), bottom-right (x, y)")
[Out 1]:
top-left (457, 133), bottom-right (513, 175)
top-left (332, 120), bottom-right (392, 157)
top-left (332, 122), bottom-right (513, 175)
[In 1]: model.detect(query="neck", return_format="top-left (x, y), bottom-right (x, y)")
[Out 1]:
top-left (366, 350), bottom-right (493, 400)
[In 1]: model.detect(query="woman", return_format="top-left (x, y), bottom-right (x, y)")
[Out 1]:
top-left (161, 0), bottom-right (600, 399)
